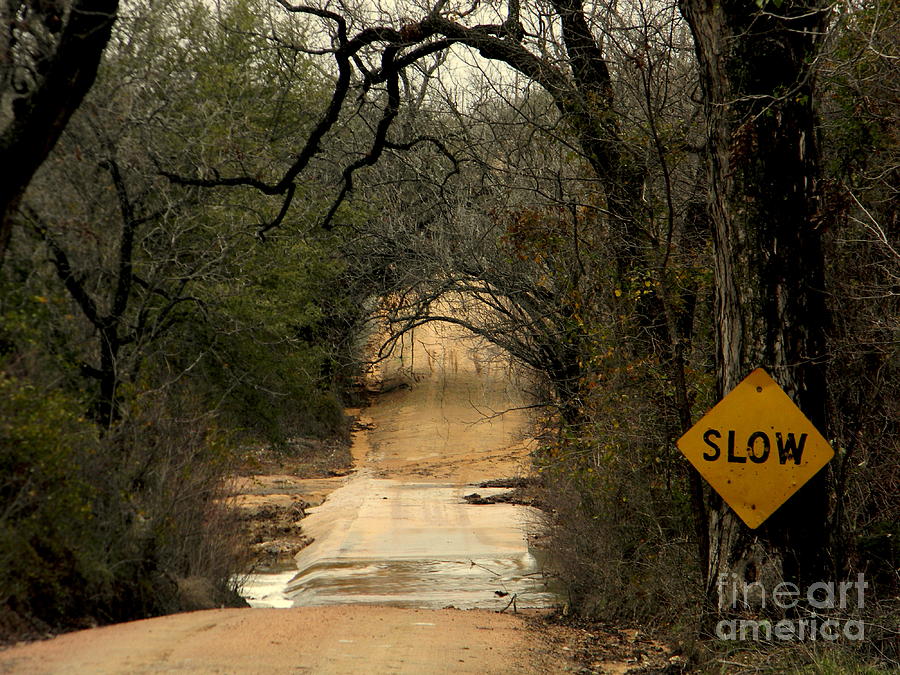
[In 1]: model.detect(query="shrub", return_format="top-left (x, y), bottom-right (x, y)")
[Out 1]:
top-left (0, 375), bottom-right (248, 642)
top-left (0, 375), bottom-right (100, 630)
top-left (535, 359), bottom-right (704, 628)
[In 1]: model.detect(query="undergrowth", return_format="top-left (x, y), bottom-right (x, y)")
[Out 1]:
top-left (0, 377), bottom-right (248, 644)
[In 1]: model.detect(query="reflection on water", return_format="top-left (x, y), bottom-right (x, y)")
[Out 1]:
top-left (287, 556), bottom-right (553, 609)
top-left (243, 478), bottom-right (556, 609)
top-left (283, 478), bottom-right (555, 609)
top-left (240, 480), bottom-right (556, 610)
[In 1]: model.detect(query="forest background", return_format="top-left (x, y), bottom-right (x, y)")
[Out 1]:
top-left (0, 0), bottom-right (896, 670)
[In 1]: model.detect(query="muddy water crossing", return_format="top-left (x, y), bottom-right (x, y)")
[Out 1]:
top-left (242, 321), bottom-right (555, 610)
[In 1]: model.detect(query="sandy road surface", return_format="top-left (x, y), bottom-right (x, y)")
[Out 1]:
top-left (0, 320), bottom-right (576, 674)
top-left (0, 607), bottom-right (571, 674)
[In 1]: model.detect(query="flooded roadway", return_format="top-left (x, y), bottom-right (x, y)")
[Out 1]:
top-left (242, 320), bottom-right (555, 610)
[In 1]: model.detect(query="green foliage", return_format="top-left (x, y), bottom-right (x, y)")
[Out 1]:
top-left (118, 0), bottom-right (329, 184)
top-left (822, 1), bottom-right (898, 188)
top-left (0, 375), bottom-right (99, 624)
top-left (10, 0), bottom-right (362, 441)
top-left (793, 658), bottom-right (894, 675)
top-left (1, 0), bottom-right (360, 638)
top-left (0, 374), bottom-right (247, 638)
top-left (161, 228), bottom-right (357, 444)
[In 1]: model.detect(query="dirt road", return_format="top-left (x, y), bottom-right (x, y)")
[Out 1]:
top-left (257, 321), bottom-right (552, 611)
top-left (1, 321), bottom-right (579, 674)
top-left (0, 606), bottom-right (572, 674)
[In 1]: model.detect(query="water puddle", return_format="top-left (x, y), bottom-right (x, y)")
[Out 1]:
top-left (242, 568), bottom-right (297, 608)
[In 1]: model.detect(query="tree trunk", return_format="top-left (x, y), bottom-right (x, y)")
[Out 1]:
top-left (0, 0), bottom-right (119, 264)
top-left (679, 0), bottom-right (833, 607)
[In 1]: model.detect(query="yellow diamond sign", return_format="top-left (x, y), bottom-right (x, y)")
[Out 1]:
top-left (677, 368), bottom-right (834, 529)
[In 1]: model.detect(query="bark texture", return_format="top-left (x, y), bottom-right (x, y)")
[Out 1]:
top-left (0, 0), bottom-right (119, 262)
top-left (678, 0), bottom-right (832, 605)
